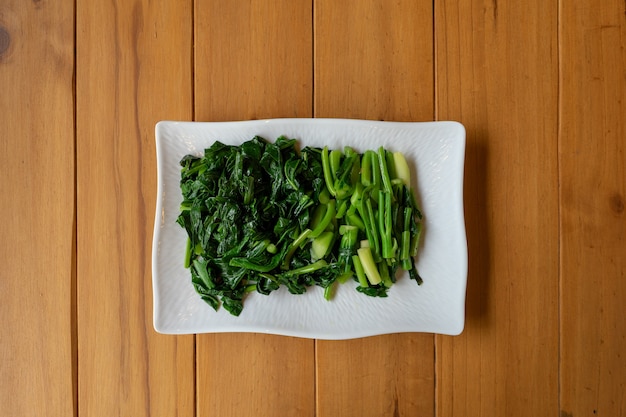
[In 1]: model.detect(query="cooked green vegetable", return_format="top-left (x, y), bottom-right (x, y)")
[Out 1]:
top-left (176, 135), bottom-right (423, 315)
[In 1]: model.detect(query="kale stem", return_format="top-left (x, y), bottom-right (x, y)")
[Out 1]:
top-left (281, 259), bottom-right (328, 277)
top-left (410, 222), bottom-right (422, 257)
top-left (357, 246), bottom-right (382, 285)
top-left (321, 146), bottom-right (337, 196)
top-left (184, 237), bottom-right (192, 268)
top-left (329, 149), bottom-right (342, 179)
top-left (400, 207), bottom-right (413, 270)
top-left (379, 261), bottom-right (393, 288)
top-left (369, 151), bottom-right (381, 194)
top-left (352, 255), bottom-right (369, 287)
top-left (335, 199), bottom-right (348, 218)
top-left (311, 231), bottom-right (335, 260)
top-left (309, 199), bottom-right (336, 238)
top-left (338, 271), bottom-right (353, 284)
top-left (401, 232), bottom-right (412, 270)
top-left (323, 282), bottom-right (335, 301)
top-left (393, 151), bottom-right (411, 187)
top-left (361, 152), bottom-right (372, 187)
top-left (365, 199), bottom-right (381, 262)
top-left (400, 207), bottom-right (412, 265)
top-left (346, 212), bottom-right (365, 230)
top-left (379, 190), bottom-right (394, 259)
top-left (338, 225), bottom-right (359, 273)
top-left (377, 147), bottom-right (393, 194)
top-left (281, 228), bottom-right (313, 269)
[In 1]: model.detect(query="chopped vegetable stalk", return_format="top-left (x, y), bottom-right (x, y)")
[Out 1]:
top-left (280, 259), bottom-right (328, 277)
top-left (352, 255), bottom-right (369, 287)
top-left (400, 207), bottom-right (412, 270)
top-left (385, 149), bottom-right (397, 182)
top-left (364, 199), bottom-right (381, 262)
top-left (401, 231), bottom-right (412, 270)
top-left (346, 212), bottom-right (365, 230)
top-left (321, 146), bottom-right (337, 196)
top-left (361, 151), bottom-right (372, 187)
top-left (338, 225), bottom-right (359, 273)
top-left (184, 237), bottom-right (192, 268)
top-left (281, 228), bottom-right (312, 269)
top-left (329, 149), bottom-right (342, 179)
top-left (411, 222), bottom-right (422, 257)
top-left (377, 147), bottom-right (393, 194)
top-left (318, 187), bottom-right (331, 204)
top-left (309, 199), bottom-right (336, 238)
top-left (378, 190), bottom-right (394, 259)
top-left (309, 203), bottom-right (327, 230)
top-left (311, 231), bottom-right (335, 261)
top-left (338, 272), bottom-right (353, 284)
top-left (333, 148), bottom-right (359, 200)
top-left (379, 262), bottom-right (393, 288)
top-left (357, 246), bottom-right (382, 285)
top-left (393, 151), bottom-right (411, 187)
top-left (323, 282), bottom-right (336, 301)
top-left (335, 199), bottom-right (349, 218)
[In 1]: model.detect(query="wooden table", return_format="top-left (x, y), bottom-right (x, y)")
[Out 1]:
top-left (2, 1), bottom-right (625, 416)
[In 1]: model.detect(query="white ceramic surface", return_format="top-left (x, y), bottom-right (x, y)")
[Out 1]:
top-left (153, 118), bottom-right (467, 338)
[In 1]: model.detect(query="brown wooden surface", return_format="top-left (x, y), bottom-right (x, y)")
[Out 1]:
top-left (2, 1), bottom-right (625, 416)
top-left (434, 0), bottom-right (561, 416)
top-left (76, 1), bottom-right (194, 416)
top-left (0, 1), bottom-right (75, 416)
top-left (559, 0), bottom-right (626, 416)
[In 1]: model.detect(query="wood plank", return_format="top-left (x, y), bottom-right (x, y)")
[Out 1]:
top-left (315, 0), bottom-right (433, 122)
top-left (434, 0), bottom-right (560, 416)
top-left (193, 1), bottom-right (315, 416)
top-left (559, 1), bottom-right (626, 416)
top-left (0, 2), bottom-right (75, 416)
top-left (195, 0), bottom-right (313, 121)
top-left (76, 1), bottom-right (195, 416)
top-left (314, 1), bottom-right (435, 416)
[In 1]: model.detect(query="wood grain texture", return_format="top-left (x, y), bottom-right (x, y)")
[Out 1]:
top-left (316, 335), bottom-right (435, 417)
top-left (314, 0), bottom-right (433, 121)
top-left (193, 1), bottom-right (315, 416)
top-left (314, 1), bottom-right (435, 416)
top-left (559, 1), bottom-right (626, 416)
top-left (434, 0), bottom-right (560, 416)
top-left (197, 334), bottom-right (315, 417)
top-left (194, 0), bottom-right (313, 121)
top-left (0, 1), bottom-right (75, 416)
top-left (8, 1), bottom-right (626, 416)
top-left (76, 1), bottom-right (194, 416)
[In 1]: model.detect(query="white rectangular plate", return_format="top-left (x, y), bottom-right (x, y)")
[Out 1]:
top-left (153, 118), bottom-right (467, 338)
